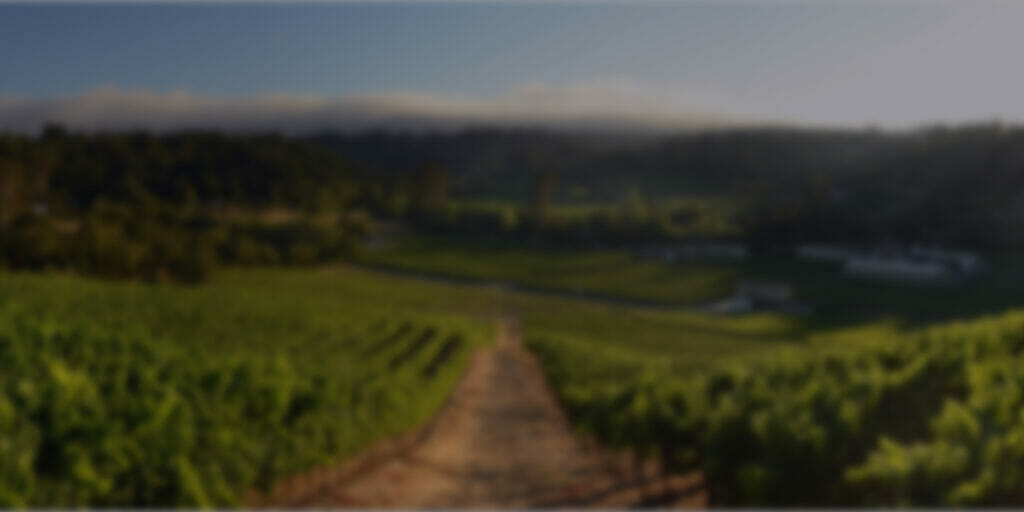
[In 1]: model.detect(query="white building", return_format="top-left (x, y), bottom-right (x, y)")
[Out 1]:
top-left (842, 256), bottom-right (970, 284)
top-left (908, 246), bottom-right (985, 274)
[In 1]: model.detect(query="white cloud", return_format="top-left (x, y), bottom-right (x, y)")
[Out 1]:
top-left (0, 80), bottom-right (758, 135)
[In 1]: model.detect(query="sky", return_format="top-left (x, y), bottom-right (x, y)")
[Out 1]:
top-left (2, 1), bottom-right (1024, 133)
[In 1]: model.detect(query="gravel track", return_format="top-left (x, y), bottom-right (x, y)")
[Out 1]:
top-left (265, 317), bottom-right (705, 508)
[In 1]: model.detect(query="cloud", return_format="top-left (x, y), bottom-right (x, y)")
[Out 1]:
top-left (0, 80), bottom-right (757, 135)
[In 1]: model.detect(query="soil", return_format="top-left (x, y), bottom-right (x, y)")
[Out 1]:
top-left (260, 317), bottom-right (706, 508)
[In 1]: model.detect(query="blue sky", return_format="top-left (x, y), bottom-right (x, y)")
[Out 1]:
top-left (2, 1), bottom-right (1023, 131)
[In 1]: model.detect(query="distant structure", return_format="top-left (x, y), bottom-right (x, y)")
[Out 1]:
top-left (847, 246), bottom-right (983, 284)
top-left (908, 246), bottom-right (984, 274)
top-left (795, 243), bottom-right (985, 285)
top-left (843, 256), bottom-right (952, 283)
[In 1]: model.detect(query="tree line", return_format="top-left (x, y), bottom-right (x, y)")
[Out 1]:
top-left (316, 123), bottom-right (1024, 251)
top-left (4, 123), bottom-right (1024, 282)
top-left (0, 127), bottom-right (373, 282)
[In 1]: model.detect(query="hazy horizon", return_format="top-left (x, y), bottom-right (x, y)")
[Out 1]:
top-left (3, 1), bottom-right (1024, 133)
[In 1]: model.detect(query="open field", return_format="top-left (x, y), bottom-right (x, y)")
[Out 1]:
top-left (362, 235), bottom-right (1024, 330)
top-left (357, 235), bottom-right (739, 305)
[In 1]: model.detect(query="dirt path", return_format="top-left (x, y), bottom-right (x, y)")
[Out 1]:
top-left (270, 317), bottom-right (705, 508)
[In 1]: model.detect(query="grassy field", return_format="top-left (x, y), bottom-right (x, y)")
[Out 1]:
top-left (357, 234), bottom-right (738, 305)
top-left (355, 236), bottom-right (1024, 376)
top-left (361, 235), bottom-right (1024, 331)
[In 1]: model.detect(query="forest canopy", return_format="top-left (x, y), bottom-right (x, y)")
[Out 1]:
top-left (3, 123), bottom-right (1024, 281)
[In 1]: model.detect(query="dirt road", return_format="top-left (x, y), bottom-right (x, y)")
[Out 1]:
top-left (269, 317), bottom-right (705, 508)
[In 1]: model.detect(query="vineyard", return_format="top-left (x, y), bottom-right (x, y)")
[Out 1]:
top-left (8, 262), bottom-right (1024, 507)
top-left (0, 269), bottom-right (492, 507)
top-left (529, 311), bottom-right (1024, 506)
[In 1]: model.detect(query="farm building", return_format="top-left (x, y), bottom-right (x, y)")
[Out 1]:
top-left (908, 246), bottom-right (985, 274)
top-left (795, 242), bottom-right (986, 286)
top-left (843, 251), bottom-right (984, 284)
top-left (843, 257), bottom-right (952, 283)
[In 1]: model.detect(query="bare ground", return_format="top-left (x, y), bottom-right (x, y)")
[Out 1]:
top-left (259, 317), bottom-right (706, 508)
